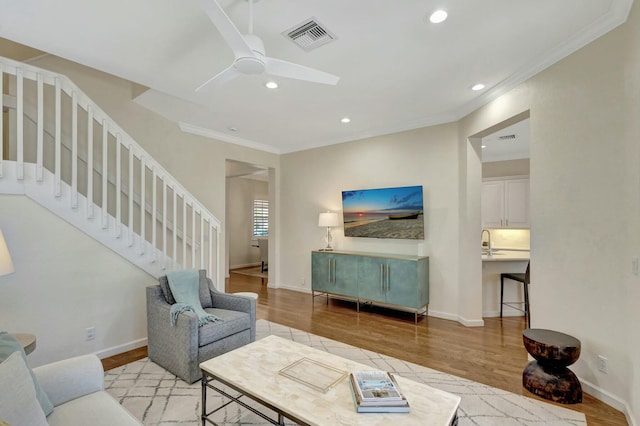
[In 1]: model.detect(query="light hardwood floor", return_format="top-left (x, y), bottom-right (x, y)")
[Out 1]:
top-left (103, 271), bottom-right (628, 426)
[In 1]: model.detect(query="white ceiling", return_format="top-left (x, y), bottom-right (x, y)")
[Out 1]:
top-left (0, 0), bottom-right (632, 154)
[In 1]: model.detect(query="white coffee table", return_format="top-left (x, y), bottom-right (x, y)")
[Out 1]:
top-left (200, 335), bottom-right (459, 425)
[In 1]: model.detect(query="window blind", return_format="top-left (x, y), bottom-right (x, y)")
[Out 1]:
top-left (253, 199), bottom-right (269, 237)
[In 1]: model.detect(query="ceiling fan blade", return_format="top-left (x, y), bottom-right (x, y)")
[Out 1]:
top-left (196, 65), bottom-right (241, 92)
top-left (265, 57), bottom-right (339, 85)
top-left (199, 0), bottom-right (254, 58)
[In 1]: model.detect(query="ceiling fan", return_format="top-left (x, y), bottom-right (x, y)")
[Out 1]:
top-left (196, 0), bottom-right (340, 92)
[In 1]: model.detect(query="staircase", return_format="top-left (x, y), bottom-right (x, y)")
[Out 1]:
top-left (0, 56), bottom-right (222, 285)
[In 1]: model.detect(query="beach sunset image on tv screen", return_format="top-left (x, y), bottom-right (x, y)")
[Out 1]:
top-left (342, 185), bottom-right (424, 240)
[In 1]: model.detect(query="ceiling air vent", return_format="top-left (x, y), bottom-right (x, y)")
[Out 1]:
top-left (498, 134), bottom-right (517, 141)
top-left (283, 18), bottom-right (336, 52)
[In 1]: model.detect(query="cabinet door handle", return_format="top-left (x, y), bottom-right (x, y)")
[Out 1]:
top-left (506, 219), bottom-right (509, 227)
top-left (332, 259), bottom-right (336, 283)
top-left (380, 264), bottom-right (384, 291)
top-left (328, 259), bottom-right (332, 283)
top-left (386, 264), bottom-right (390, 292)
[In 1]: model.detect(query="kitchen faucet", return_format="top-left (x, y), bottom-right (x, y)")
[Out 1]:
top-left (481, 229), bottom-right (492, 255)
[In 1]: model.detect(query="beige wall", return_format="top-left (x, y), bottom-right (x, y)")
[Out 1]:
top-left (26, 54), bottom-right (280, 288)
top-left (279, 3), bottom-right (640, 419)
top-left (0, 54), bottom-right (279, 365)
top-left (0, 195), bottom-right (156, 366)
top-left (1, 3), bottom-right (639, 419)
top-left (459, 3), bottom-right (640, 420)
top-left (280, 122), bottom-right (470, 322)
top-left (482, 159), bottom-right (530, 178)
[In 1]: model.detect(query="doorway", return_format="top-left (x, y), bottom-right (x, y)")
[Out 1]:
top-left (225, 159), bottom-right (271, 286)
top-left (479, 117), bottom-right (531, 322)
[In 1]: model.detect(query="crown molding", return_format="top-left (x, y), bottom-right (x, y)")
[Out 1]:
top-left (178, 122), bottom-right (281, 154)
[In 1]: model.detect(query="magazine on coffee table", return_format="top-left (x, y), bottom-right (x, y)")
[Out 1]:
top-left (349, 371), bottom-right (410, 413)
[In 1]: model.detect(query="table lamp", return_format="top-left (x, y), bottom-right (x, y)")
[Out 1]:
top-left (318, 212), bottom-right (340, 251)
top-left (0, 227), bottom-right (14, 276)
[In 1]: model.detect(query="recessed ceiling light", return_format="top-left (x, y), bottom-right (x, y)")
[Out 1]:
top-left (472, 83), bottom-right (485, 91)
top-left (481, 145), bottom-right (487, 149)
top-left (341, 117), bottom-right (351, 123)
top-left (265, 81), bottom-right (278, 89)
top-left (429, 10), bottom-right (448, 24)
top-left (227, 126), bottom-right (238, 132)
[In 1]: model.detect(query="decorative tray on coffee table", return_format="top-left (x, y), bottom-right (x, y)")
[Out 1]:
top-left (279, 357), bottom-right (348, 393)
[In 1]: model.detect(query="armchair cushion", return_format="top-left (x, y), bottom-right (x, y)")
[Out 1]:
top-left (199, 308), bottom-right (251, 347)
top-left (33, 354), bottom-right (103, 407)
top-left (158, 269), bottom-right (213, 308)
top-left (0, 332), bottom-right (53, 416)
top-left (0, 351), bottom-right (48, 426)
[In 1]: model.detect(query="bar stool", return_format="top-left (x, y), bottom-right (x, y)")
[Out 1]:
top-left (500, 260), bottom-right (530, 327)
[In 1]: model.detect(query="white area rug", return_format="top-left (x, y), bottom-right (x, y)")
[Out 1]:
top-left (105, 319), bottom-right (586, 425)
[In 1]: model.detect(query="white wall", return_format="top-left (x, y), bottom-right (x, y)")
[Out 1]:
top-left (0, 195), bottom-right (156, 367)
top-left (227, 177), bottom-right (268, 269)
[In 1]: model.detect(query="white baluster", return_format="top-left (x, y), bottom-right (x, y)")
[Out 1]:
top-left (101, 120), bottom-right (108, 229)
top-left (54, 78), bottom-right (62, 197)
top-left (183, 196), bottom-right (187, 267)
top-left (115, 134), bottom-right (121, 237)
top-left (86, 106), bottom-right (94, 218)
top-left (173, 187), bottom-right (177, 264)
top-left (128, 145), bottom-right (134, 246)
top-left (36, 74), bottom-right (44, 182)
top-left (140, 157), bottom-right (146, 255)
top-left (208, 221), bottom-right (214, 275)
top-left (152, 167), bottom-right (157, 263)
top-left (16, 68), bottom-right (24, 180)
top-left (191, 207), bottom-right (196, 268)
top-left (71, 92), bottom-right (78, 209)
top-left (162, 177), bottom-right (167, 270)
top-left (200, 214), bottom-right (205, 268)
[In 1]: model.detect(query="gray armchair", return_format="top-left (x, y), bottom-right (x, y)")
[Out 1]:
top-left (146, 270), bottom-right (256, 384)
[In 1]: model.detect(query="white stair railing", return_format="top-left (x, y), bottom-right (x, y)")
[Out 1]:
top-left (0, 56), bottom-right (222, 286)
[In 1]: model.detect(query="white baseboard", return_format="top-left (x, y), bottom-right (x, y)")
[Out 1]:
top-left (579, 378), bottom-right (637, 426)
top-left (229, 262), bottom-right (261, 270)
top-left (428, 309), bottom-right (484, 327)
top-left (95, 338), bottom-right (147, 360)
top-left (277, 283), bottom-right (311, 294)
top-left (483, 310), bottom-right (526, 318)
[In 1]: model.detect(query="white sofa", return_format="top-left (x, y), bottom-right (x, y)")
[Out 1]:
top-left (34, 354), bottom-right (141, 426)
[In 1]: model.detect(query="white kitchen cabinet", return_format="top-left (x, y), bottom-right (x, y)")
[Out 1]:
top-left (482, 178), bottom-right (529, 228)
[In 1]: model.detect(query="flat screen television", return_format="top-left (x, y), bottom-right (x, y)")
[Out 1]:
top-left (341, 185), bottom-right (424, 240)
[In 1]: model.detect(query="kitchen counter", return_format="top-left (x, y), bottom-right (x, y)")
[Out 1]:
top-left (482, 249), bottom-right (530, 262)
top-left (482, 250), bottom-right (529, 317)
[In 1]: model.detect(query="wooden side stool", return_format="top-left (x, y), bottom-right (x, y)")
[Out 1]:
top-left (522, 328), bottom-right (582, 404)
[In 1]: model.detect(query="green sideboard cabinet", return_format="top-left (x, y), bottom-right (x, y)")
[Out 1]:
top-left (312, 250), bottom-right (429, 323)
top-left (311, 252), bottom-right (358, 295)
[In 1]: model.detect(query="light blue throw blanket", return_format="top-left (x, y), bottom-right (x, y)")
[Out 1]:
top-left (167, 269), bottom-right (222, 327)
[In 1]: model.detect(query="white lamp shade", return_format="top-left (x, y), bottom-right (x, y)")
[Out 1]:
top-left (318, 212), bottom-right (340, 227)
top-left (0, 228), bottom-right (14, 276)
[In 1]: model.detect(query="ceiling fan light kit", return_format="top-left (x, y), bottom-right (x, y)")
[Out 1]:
top-left (196, 0), bottom-right (340, 92)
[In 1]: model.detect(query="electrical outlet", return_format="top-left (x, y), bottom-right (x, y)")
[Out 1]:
top-left (300, 277), bottom-right (305, 285)
top-left (85, 327), bottom-right (96, 341)
top-left (597, 355), bottom-right (608, 374)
